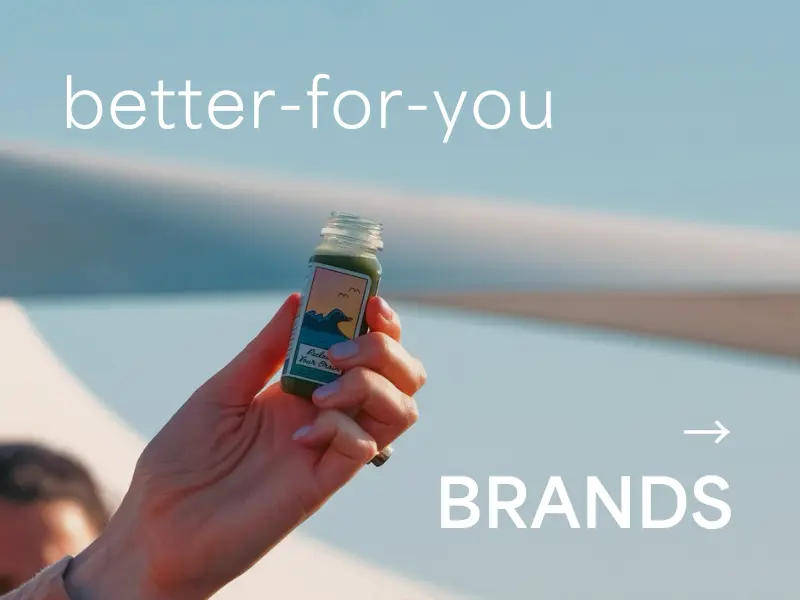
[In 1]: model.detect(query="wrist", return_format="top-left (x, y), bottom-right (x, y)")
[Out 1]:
top-left (63, 509), bottom-right (167, 600)
top-left (63, 537), bottom-right (145, 600)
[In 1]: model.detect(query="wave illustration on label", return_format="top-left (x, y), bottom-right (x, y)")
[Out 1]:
top-left (284, 262), bottom-right (372, 386)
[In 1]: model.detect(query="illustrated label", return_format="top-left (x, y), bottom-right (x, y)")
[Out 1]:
top-left (283, 262), bottom-right (372, 386)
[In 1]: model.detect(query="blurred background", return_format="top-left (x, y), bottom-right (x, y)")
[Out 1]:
top-left (1, 2), bottom-right (799, 598)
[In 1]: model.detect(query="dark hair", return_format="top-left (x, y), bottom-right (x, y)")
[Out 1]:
top-left (0, 442), bottom-right (109, 533)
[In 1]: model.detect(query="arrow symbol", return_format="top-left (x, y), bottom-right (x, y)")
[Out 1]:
top-left (684, 420), bottom-right (730, 444)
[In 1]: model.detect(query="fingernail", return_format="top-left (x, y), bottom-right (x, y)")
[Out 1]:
top-left (313, 380), bottom-right (340, 403)
top-left (375, 297), bottom-right (394, 322)
top-left (329, 340), bottom-right (358, 360)
top-left (292, 425), bottom-right (313, 440)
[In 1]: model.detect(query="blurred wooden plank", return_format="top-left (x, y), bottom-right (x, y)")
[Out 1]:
top-left (394, 292), bottom-right (800, 360)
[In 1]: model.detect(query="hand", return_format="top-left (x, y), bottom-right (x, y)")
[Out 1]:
top-left (64, 295), bottom-right (426, 600)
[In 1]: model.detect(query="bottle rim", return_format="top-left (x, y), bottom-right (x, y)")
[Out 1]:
top-left (320, 212), bottom-right (384, 251)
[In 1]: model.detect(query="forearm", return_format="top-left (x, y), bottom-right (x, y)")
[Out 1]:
top-left (0, 558), bottom-right (73, 600)
top-left (0, 545), bottom-right (159, 600)
top-left (0, 547), bottom-right (149, 600)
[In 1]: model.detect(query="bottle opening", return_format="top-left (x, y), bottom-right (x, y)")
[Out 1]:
top-left (321, 212), bottom-right (384, 251)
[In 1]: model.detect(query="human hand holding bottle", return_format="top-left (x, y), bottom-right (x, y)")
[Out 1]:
top-left (63, 294), bottom-right (426, 600)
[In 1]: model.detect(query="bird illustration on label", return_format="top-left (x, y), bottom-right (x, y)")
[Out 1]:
top-left (287, 265), bottom-right (371, 385)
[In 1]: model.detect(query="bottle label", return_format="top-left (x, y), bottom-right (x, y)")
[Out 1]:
top-left (283, 262), bottom-right (372, 386)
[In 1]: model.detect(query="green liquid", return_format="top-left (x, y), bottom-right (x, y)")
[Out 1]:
top-left (280, 251), bottom-right (382, 399)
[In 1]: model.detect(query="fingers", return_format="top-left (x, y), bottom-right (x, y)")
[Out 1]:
top-left (205, 293), bottom-right (301, 405)
top-left (365, 296), bottom-right (401, 342)
top-left (326, 332), bottom-right (426, 397)
top-left (312, 367), bottom-right (419, 449)
top-left (293, 410), bottom-right (378, 492)
top-left (294, 296), bottom-right (425, 484)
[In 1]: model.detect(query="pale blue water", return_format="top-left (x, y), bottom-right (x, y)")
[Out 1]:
top-left (22, 294), bottom-right (800, 599)
top-left (5, 1), bottom-right (800, 597)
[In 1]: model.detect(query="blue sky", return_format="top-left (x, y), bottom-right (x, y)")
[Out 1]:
top-left (1, 0), bottom-right (799, 230)
top-left (5, 2), bottom-right (800, 597)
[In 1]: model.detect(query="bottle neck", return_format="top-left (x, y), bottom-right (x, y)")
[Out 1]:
top-left (316, 233), bottom-right (380, 257)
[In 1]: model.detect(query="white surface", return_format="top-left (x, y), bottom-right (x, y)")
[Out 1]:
top-left (3, 141), bottom-right (800, 292)
top-left (3, 141), bottom-right (800, 359)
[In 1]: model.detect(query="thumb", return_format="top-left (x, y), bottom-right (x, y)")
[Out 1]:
top-left (207, 293), bottom-right (301, 405)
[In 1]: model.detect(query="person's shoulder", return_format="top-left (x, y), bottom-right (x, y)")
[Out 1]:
top-left (0, 558), bottom-right (73, 600)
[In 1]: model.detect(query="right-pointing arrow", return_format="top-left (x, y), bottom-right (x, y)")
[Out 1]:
top-left (683, 420), bottom-right (730, 444)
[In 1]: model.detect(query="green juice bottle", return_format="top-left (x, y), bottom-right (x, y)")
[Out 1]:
top-left (280, 212), bottom-right (383, 400)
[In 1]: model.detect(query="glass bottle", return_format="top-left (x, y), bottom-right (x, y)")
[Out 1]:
top-left (281, 212), bottom-right (383, 400)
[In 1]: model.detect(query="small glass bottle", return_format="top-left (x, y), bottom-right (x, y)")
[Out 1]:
top-left (281, 212), bottom-right (383, 400)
